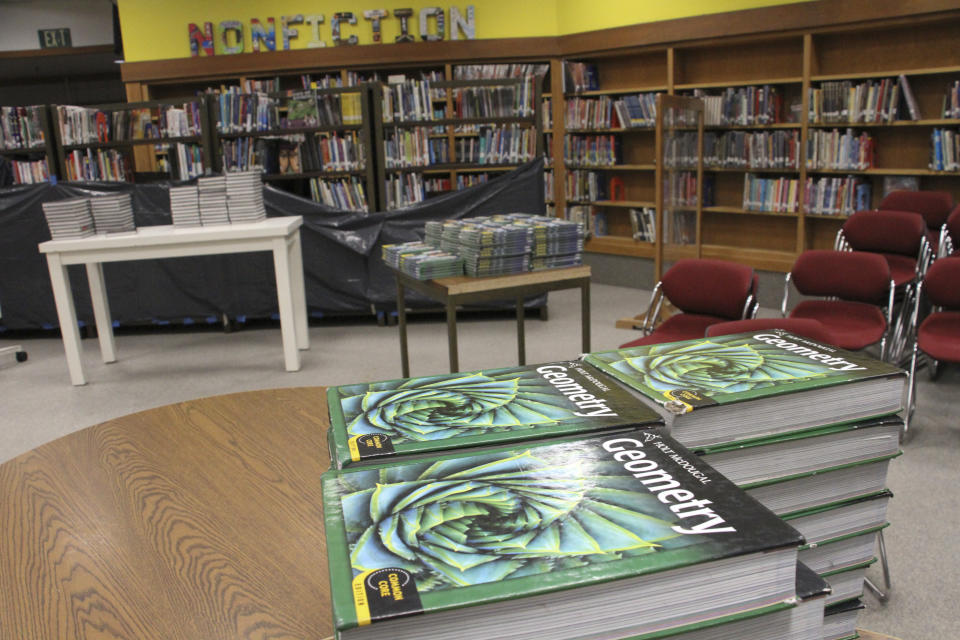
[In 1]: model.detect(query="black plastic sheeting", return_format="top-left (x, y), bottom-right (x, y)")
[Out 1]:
top-left (0, 159), bottom-right (545, 330)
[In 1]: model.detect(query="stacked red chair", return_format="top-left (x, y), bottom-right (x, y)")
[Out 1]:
top-left (620, 259), bottom-right (757, 348)
top-left (835, 209), bottom-right (931, 362)
top-left (781, 250), bottom-right (894, 359)
top-left (904, 256), bottom-right (960, 434)
top-left (879, 190), bottom-right (953, 254)
top-left (938, 204), bottom-right (960, 259)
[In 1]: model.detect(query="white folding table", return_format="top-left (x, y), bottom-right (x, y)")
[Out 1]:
top-left (38, 217), bottom-right (309, 385)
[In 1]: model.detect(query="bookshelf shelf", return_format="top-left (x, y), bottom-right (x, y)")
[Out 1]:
top-left (585, 235), bottom-right (656, 257)
top-left (564, 86), bottom-right (668, 97)
top-left (387, 163), bottom-right (523, 174)
top-left (811, 66), bottom-right (960, 82)
top-left (674, 77), bottom-right (804, 90)
top-left (218, 124), bottom-right (362, 138)
top-left (705, 166), bottom-right (799, 174)
top-left (588, 199), bottom-right (655, 208)
top-left (0, 146), bottom-right (48, 155)
top-left (264, 170), bottom-right (366, 180)
top-left (807, 168), bottom-right (957, 176)
top-left (62, 136), bottom-right (202, 151)
top-left (382, 116), bottom-right (535, 128)
top-left (566, 127), bottom-right (655, 134)
top-left (704, 123), bottom-right (802, 130)
top-left (566, 163), bottom-right (656, 171)
top-left (704, 206), bottom-right (800, 218)
top-left (807, 119), bottom-right (960, 128)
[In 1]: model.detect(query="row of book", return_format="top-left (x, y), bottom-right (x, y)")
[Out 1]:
top-left (384, 125), bottom-right (537, 168)
top-left (381, 79), bottom-right (436, 123)
top-left (703, 130), bottom-right (801, 170)
top-left (805, 176), bottom-right (871, 216)
top-left (322, 330), bottom-right (905, 640)
top-left (564, 169), bottom-right (618, 202)
top-left (452, 63), bottom-right (548, 80)
top-left (930, 128), bottom-right (960, 172)
top-left (564, 134), bottom-right (619, 166)
top-left (220, 133), bottom-right (365, 174)
top-left (385, 173), bottom-right (426, 209)
top-left (694, 85), bottom-right (785, 126)
top-left (743, 174), bottom-right (800, 213)
top-left (630, 206), bottom-right (657, 242)
top-left (213, 90), bottom-right (280, 133)
top-left (63, 148), bottom-right (131, 182)
top-left (807, 129), bottom-right (875, 171)
top-left (57, 104), bottom-right (202, 145)
top-left (309, 176), bottom-right (369, 212)
top-left (9, 158), bottom-right (50, 185)
top-left (168, 143), bottom-right (205, 181)
top-left (1, 105), bottom-right (46, 150)
top-left (664, 209), bottom-right (697, 244)
top-left (452, 81), bottom-right (538, 118)
top-left (808, 76), bottom-right (919, 124)
top-left (944, 80), bottom-right (960, 119)
top-left (562, 60), bottom-right (600, 93)
top-left (424, 173), bottom-right (490, 196)
top-left (565, 94), bottom-right (659, 130)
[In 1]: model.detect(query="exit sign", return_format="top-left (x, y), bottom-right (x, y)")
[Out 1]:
top-left (38, 28), bottom-right (72, 49)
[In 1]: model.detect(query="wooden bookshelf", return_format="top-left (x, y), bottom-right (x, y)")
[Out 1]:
top-left (0, 104), bottom-right (58, 184)
top-left (113, 0), bottom-right (960, 273)
top-left (52, 98), bottom-right (211, 183)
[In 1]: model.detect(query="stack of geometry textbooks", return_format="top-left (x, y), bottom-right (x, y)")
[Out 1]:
top-left (41, 198), bottom-right (96, 239)
top-left (225, 171), bottom-right (267, 223)
top-left (584, 329), bottom-right (906, 625)
top-left (197, 175), bottom-right (230, 225)
top-left (89, 193), bottom-right (135, 233)
top-left (169, 185), bottom-right (201, 227)
top-left (321, 359), bottom-right (833, 640)
top-left (381, 241), bottom-right (464, 280)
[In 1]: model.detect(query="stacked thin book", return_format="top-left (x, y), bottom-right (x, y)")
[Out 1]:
top-left (322, 428), bottom-right (806, 640)
top-left (225, 171), bottom-right (267, 223)
top-left (89, 193), bottom-right (135, 234)
top-left (41, 198), bottom-right (96, 239)
top-left (823, 598), bottom-right (864, 640)
top-left (508, 213), bottom-right (584, 271)
top-left (197, 175), bottom-right (230, 225)
top-left (381, 241), bottom-right (464, 280)
top-left (169, 185), bottom-right (201, 227)
top-left (582, 330), bottom-right (906, 627)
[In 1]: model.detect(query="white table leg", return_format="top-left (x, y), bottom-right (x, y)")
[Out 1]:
top-left (85, 262), bottom-right (116, 363)
top-left (46, 253), bottom-right (86, 385)
top-left (273, 237), bottom-right (301, 372)
top-left (289, 231), bottom-right (309, 350)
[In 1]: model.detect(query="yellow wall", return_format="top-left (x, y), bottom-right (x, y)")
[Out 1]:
top-left (554, 0), bottom-right (814, 35)
top-left (117, 0), bottom-right (815, 63)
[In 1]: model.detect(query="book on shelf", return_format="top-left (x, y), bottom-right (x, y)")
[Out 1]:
top-left (581, 330), bottom-right (906, 448)
top-left (804, 176), bottom-right (870, 216)
top-left (704, 130), bottom-right (800, 170)
top-left (743, 174), bottom-right (800, 213)
top-left (809, 77), bottom-right (908, 124)
top-left (64, 148), bottom-right (131, 182)
top-left (1, 105), bottom-right (47, 150)
top-left (322, 427), bottom-right (803, 640)
top-left (930, 128), bottom-right (959, 172)
top-left (213, 89), bottom-right (279, 133)
top-left (453, 63), bottom-right (549, 80)
top-left (326, 359), bottom-right (661, 468)
top-left (565, 95), bottom-right (656, 130)
top-left (944, 80), bottom-right (960, 119)
top-left (8, 158), bottom-right (50, 185)
top-left (562, 60), bottom-right (599, 93)
top-left (693, 85), bottom-right (783, 126)
top-left (588, 209), bottom-right (607, 237)
top-left (564, 134), bottom-right (619, 166)
top-left (310, 177), bottom-right (369, 212)
top-left (806, 129), bottom-right (874, 171)
top-left (386, 173), bottom-right (425, 209)
top-left (630, 207), bottom-right (657, 242)
top-left (897, 74), bottom-right (920, 121)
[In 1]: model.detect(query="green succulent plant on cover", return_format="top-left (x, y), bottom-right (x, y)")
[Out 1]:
top-left (607, 338), bottom-right (829, 396)
top-left (338, 446), bottom-right (692, 592)
top-left (338, 370), bottom-right (576, 445)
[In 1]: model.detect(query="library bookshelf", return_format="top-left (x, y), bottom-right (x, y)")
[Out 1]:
top-left (0, 105), bottom-right (57, 185)
top-left (113, 0), bottom-right (960, 276)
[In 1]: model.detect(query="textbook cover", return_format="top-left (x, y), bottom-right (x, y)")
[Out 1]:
top-left (322, 429), bottom-right (803, 640)
top-left (326, 360), bottom-right (662, 468)
top-left (582, 330), bottom-right (905, 446)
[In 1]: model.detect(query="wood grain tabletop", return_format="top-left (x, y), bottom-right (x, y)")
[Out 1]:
top-left (0, 387), bottom-right (902, 640)
top-left (0, 387), bottom-right (334, 640)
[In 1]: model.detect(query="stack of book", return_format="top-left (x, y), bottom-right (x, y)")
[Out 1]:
top-left (89, 193), bottom-right (135, 233)
top-left (197, 175), bottom-right (230, 225)
top-left (438, 218), bottom-right (533, 277)
top-left (824, 599), bottom-right (865, 640)
top-left (583, 330), bottom-right (906, 629)
top-left (511, 214), bottom-right (584, 271)
top-left (168, 185), bottom-right (201, 227)
top-left (322, 424), bottom-right (812, 640)
top-left (382, 241), bottom-right (464, 280)
top-left (41, 198), bottom-right (96, 239)
top-left (225, 171), bottom-right (266, 223)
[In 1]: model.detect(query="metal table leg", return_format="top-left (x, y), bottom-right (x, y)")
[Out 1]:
top-left (446, 298), bottom-right (459, 373)
top-left (581, 279), bottom-right (591, 354)
top-left (397, 278), bottom-right (409, 377)
top-left (516, 296), bottom-right (526, 365)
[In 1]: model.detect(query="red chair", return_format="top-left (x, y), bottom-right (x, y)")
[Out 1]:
top-left (835, 209), bottom-right (931, 362)
top-left (621, 259), bottom-right (757, 348)
top-left (705, 317), bottom-right (834, 344)
top-left (781, 250), bottom-right (894, 359)
top-left (938, 204), bottom-right (960, 259)
top-left (878, 190), bottom-right (953, 252)
top-left (904, 257), bottom-right (960, 434)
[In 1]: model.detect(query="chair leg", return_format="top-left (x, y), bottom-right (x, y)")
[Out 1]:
top-left (903, 342), bottom-right (919, 439)
top-left (864, 529), bottom-right (892, 604)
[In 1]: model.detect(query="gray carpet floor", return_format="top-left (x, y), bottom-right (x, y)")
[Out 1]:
top-left (1, 282), bottom-right (956, 639)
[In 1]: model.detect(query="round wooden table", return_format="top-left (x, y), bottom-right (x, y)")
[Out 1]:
top-left (0, 388), bottom-right (334, 640)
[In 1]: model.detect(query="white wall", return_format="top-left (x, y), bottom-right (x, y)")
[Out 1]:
top-left (0, 0), bottom-right (114, 51)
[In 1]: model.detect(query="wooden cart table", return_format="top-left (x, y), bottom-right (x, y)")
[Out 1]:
top-left (391, 265), bottom-right (592, 376)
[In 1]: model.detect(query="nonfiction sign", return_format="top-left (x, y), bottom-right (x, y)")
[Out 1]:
top-left (188, 6), bottom-right (475, 56)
